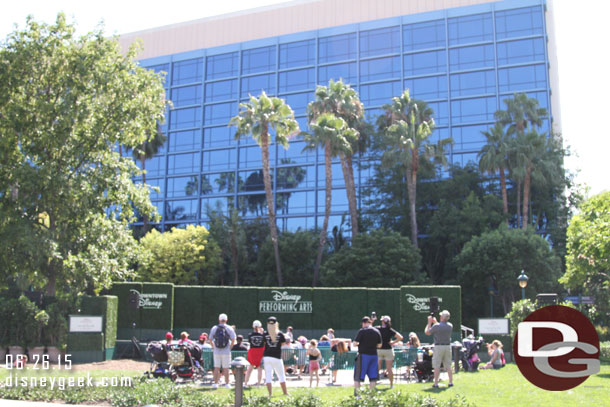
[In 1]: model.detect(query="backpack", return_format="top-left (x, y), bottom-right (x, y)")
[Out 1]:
top-left (214, 325), bottom-right (230, 348)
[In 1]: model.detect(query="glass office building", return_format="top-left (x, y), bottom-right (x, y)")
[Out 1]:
top-left (121, 0), bottom-right (559, 233)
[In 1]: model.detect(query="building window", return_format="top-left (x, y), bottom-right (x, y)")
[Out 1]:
top-left (284, 217), bottom-right (313, 232)
top-left (451, 96), bottom-right (497, 124)
top-left (171, 85), bottom-right (202, 107)
top-left (147, 64), bottom-right (170, 88)
top-left (170, 107), bottom-right (202, 130)
top-left (279, 68), bottom-right (315, 93)
top-left (360, 56), bottom-right (401, 82)
top-left (360, 26), bottom-right (400, 57)
top-left (448, 13), bottom-right (493, 46)
top-left (277, 190), bottom-right (315, 214)
top-left (279, 39), bottom-right (315, 69)
top-left (495, 6), bottom-right (544, 40)
top-left (201, 197), bottom-right (234, 216)
top-left (427, 101), bottom-right (449, 126)
top-left (497, 38), bottom-right (545, 66)
top-left (240, 145), bottom-right (272, 168)
top-left (359, 81), bottom-right (402, 107)
top-left (404, 76), bottom-right (448, 100)
top-left (242, 46), bottom-right (276, 74)
top-left (404, 50), bottom-right (446, 76)
top-left (281, 92), bottom-right (313, 116)
top-left (241, 73), bottom-right (276, 98)
top-left (277, 164), bottom-right (314, 189)
top-left (167, 175), bottom-right (200, 198)
top-left (319, 33), bottom-right (357, 63)
top-left (205, 79), bottom-right (238, 103)
top-left (450, 70), bottom-right (496, 97)
top-left (452, 124), bottom-right (489, 152)
top-left (206, 52), bottom-right (238, 80)
top-left (165, 199), bottom-right (198, 221)
top-left (137, 155), bottom-right (166, 177)
top-left (403, 19), bottom-right (446, 51)
top-left (172, 58), bottom-right (203, 86)
top-left (201, 172), bottom-right (236, 195)
top-left (449, 44), bottom-right (495, 71)
top-left (203, 126), bottom-right (236, 149)
top-left (318, 62), bottom-right (357, 85)
top-left (169, 129), bottom-right (201, 152)
top-left (145, 178), bottom-right (164, 200)
top-left (202, 148), bottom-right (237, 171)
top-left (167, 152), bottom-right (200, 174)
top-left (498, 64), bottom-right (547, 92)
top-left (204, 102), bottom-right (237, 126)
top-left (278, 140), bottom-right (316, 164)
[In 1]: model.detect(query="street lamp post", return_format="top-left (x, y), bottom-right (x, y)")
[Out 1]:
top-left (518, 270), bottom-right (529, 300)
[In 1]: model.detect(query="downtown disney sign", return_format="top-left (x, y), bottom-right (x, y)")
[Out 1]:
top-left (404, 294), bottom-right (443, 313)
top-left (129, 289), bottom-right (167, 310)
top-left (259, 290), bottom-right (313, 313)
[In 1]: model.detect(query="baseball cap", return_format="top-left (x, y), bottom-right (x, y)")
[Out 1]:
top-left (362, 316), bottom-right (371, 323)
top-left (199, 333), bottom-right (207, 340)
top-left (252, 320), bottom-right (262, 328)
top-left (382, 315), bottom-right (391, 322)
top-left (165, 332), bottom-right (173, 340)
top-left (219, 313), bottom-right (228, 321)
top-left (267, 316), bottom-right (277, 324)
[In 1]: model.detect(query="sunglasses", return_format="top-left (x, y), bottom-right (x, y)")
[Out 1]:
top-left (268, 321), bottom-right (276, 324)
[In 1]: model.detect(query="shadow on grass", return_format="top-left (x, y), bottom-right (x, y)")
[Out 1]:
top-left (422, 386), bottom-right (452, 393)
top-left (595, 373), bottom-right (610, 379)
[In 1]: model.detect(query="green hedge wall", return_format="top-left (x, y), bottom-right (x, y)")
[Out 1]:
top-left (80, 295), bottom-right (118, 349)
top-left (108, 282), bottom-right (142, 330)
top-left (67, 333), bottom-right (104, 351)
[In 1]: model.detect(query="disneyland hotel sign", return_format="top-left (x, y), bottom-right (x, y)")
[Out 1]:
top-left (259, 291), bottom-right (313, 313)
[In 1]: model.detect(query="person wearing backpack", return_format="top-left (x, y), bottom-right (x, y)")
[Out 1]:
top-left (210, 313), bottom-right (236, 389)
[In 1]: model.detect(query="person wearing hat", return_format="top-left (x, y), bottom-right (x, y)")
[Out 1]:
top-left (162, 332), bottom-right (174, 345)
top-left (197, 333), bottom-right (212, 349)
top-left (425, 309), bottom-right (454, 388)
top-left (178, 331), bottom-right (194, 345)
top-left (353, 316), bottom-right (382, 397)
top-left (210, 313), bottom-right (236, 389)
top-left (245, 320), bottom-right (265, 386)
top-left (376, 315), bottom-right (403, 389)
top-left (262, 316), bottom-right (288, 396)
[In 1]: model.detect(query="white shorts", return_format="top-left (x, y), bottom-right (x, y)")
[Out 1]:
top-left (263, 356), bottom-right (286, 384)
top-left (214, 354), bottom-right (231, 369)
top-left (432, 345), bottom-right (452, 369)
top-left (377, 348), bottom-right (394, 362)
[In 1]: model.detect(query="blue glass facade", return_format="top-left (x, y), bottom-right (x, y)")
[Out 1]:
top-left (131, 0), bottom-right (554, 233)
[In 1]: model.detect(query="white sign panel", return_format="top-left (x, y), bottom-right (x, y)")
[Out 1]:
top-left (478, 318), bottom-right (510, 335)
top-left (69, 315), bottom-right (103, 333)
top-left (259, 290), bottom-right (313, 313)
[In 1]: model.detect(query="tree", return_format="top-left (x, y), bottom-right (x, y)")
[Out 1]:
top-left (0, 15), bottom-right (166, 295)
top-left (230, 92), bottom-right (299, 287)
top-left (478, 122), bottom-right (510, 216)
top-left (561, 192), bottom-right (610, 324)
top-left (307, 80), bottom-right (365, 237)
top-left (137, 225), bottom-right (223, 285)
top-left (378, 90), bottom-right (451, 248)
top-left (206, 203), bottom-right (246, 286)
top-left (321, 229), bottom-right (425, 287)
top-left (455, 227), bottom-right (562, 320)
top-left (303, 113), bottom-right (354, 286)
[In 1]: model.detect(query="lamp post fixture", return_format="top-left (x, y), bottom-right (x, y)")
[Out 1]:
top-left (518, 270), bottom-right (529, 300)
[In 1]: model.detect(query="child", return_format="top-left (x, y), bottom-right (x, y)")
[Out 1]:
top-left (307, 339), bottom-right (321, 387)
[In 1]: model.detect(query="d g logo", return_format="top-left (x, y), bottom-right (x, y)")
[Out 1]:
top-left (514, 305), bottom-right (600, 391)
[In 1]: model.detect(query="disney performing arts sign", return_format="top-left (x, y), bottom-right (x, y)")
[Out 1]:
top-left (259, 290), bottom-right (313, 313)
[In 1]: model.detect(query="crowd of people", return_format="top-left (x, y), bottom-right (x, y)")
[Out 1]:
top-left (160, 309), bottom-right (503, 396)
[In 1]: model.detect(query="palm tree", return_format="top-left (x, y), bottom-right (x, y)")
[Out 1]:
top-left (478, 122), bottom-right (510, 216)
top-left (379, 90), bottom-right (449, 248)
top-left (230, 92), bottom-right (299, 286)
top-left (132, 124), bottom-right (166, 228)
top-left (303, 113), bottom-right (354, 286)
top-left (307, 80), bottom-right (364, 237)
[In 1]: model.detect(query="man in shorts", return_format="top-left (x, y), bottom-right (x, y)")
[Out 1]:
top-left (209, 313), bottom-right (236, 389)
top-left (425, 309), bottom-right (454, 388)
top-left (353, 316), bottom-right (382, 397)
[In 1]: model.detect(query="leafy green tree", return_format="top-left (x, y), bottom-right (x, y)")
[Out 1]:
top-left (455, 227), bottom-right (562, 320)
top-left (303, 113), bottom-right (354, 286)
top-left (0, 15), bottom-right (165, 295)
top-left (307, 80), bottom-right (365, 237)
top-left (378, 90), bottom-right (451, 248)
top-left (206, 203), bottom-right (247, 286)
top-left (479, 122), bottom-right (510, 216)
top-left (230, 92), bottom-right (299, 286)
top-left (321, 229), bottom-right (425, 287)
top-left (137, 225), bottom-right (223, 285)
top-left (561, 191), bottom-right (610, 324)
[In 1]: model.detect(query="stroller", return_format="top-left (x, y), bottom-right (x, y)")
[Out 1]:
top-left (167, 342), bottom-right (205, 382)
top-left (459, 336), bottom-right (485, 372)
top-left (145, 341), bottom-right (172, 379)
top-left (412, 345), bottom-right (434, 382)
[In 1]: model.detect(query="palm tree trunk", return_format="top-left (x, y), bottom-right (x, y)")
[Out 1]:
top-left (340, 153), bottom-right (358, 237)
top-left (499, 166), bottom-right (508, 215)
top-left (522, 167), bottom-right (531, 230)
top-left (516, 179), bottom-right (522, 228)
top-left (313, 141), bottom-right (332, 287)
top-left (261, 129), bottom-right (283, 286)
top-left (406, 151), bottom-right (419, 249)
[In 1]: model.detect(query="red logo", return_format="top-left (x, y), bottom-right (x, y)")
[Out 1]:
top-left (513, 305), bottom-right (600, 391)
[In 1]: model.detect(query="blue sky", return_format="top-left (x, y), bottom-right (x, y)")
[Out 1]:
top-left (2, 0), bottom-right (608, 196)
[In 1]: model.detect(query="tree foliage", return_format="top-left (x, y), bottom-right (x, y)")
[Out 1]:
top-left (0, 14), bottom-right (166, 295)
top-left (137, 225), bottom-right (223, 285)
top-left (321, 229), bottom-right (425, 287)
